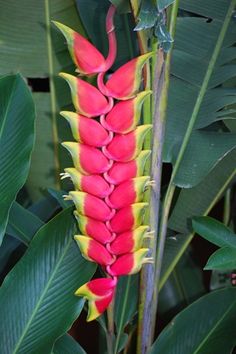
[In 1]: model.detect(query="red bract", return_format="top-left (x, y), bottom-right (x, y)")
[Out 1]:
top-left (98, 53), bottom-right (153, 100)
top-left (62, 142), bottom-right (112, 175)
top-left (57, 4), bottom-right (153, 321)
top-left (60, 73), bottom-right (113, 117)
top-left (74, 235), bottom-right (115, 265)
top-left (109, 226), bottom-right (149, 255)
top-left (106, 176), bottom-right (150, 209)
top-left (75, 278), bottom-right (116, 321)
top-left (109, 203), bottom-right (148, 233)
top-left (108, 249), bottom-right (150, 276)
top-left (60, 111), bottom-right (112, 147)
top-left (104, 150), bottom-right (151, 184)
top-left (101, 91), bottom-right (151, 133)
top-left (63, 168), bottom-right (113, 198)
top-left (53, 21), bottom-right (106, 75)
top-left (74, 212), bottom-right (114, 244)
top-left (69, 191), bottom-right (115, 221)
top-left (103, 125), bottom-right (152, 162)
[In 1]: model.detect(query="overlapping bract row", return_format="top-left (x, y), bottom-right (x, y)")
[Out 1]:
top-left (54, 5), bottom-right (153, 321)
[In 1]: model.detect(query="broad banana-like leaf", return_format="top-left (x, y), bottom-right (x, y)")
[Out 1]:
top-left (164, 0), bottom-right (236, 187)
top-left (0, 0), bottom-right (87, 200)
top-left (151, 288), bottom-right (236, 354)
top-left (161, 150), bottom-right (236, 288)
top-left (0, 74), bottom-right (35, 245)
top-left (53, 334), bottom-right (86, 354)
top-left (0, 208), bottom-right (96, 354)
top-left (6, 202), bottom-right (44, 246)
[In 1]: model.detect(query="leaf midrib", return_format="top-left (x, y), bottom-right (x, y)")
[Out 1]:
top-left (192, 299), bottom-right (236, 354)
top-left (12, 236), bottom-right (73, 353)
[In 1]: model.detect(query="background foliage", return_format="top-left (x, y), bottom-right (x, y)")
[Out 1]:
top-left (0, 0), bottom-right (236, 353)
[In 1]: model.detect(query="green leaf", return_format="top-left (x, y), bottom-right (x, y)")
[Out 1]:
top-left (180, 0), bottom-right (232, 20)
top-left (170, 130), bottom-right (236, 188)
top-left (48, 188), bottom-right (73, 209)
top-left (116, 333), bottom-right (129, 353)
top-left (0, 74), bottom-right (35, 245)
top-left (192, 216), bottom-right (236, 248)
top-left (162, 150), bottom-right (236, 288)
top-left (28, 195), bottom-right (60, 222)
top-left (114, 275), bottom-right (139, 353)
top-left (164, 0), bottom-right (236, 187)
top-left (169, 150), bottom-right (236, 234)
top-left (158, 0), bottom-right (175, 11)
top-left (151, 288), bottom-right (236, 354)
top-left (160, 234), bottom-right (190, 289)
top-left (159, 250), bottom-right (205, 317)
top-left (0, 0), bottom-right (85, 76)
top-left (53, 334), bottom-right (86, 354)
top-left (26, 93), bottom-right (61, 201)
top-left (134, 0), bottom-right (157, 31)
top-left (0, 235), bottom-right (20, 275)
top-left (0, 1), bottom-right (87, 200)
top-left (205, 246), bottom-right (236, 270)
top-left (155, 22), bottom-right (173, 52)
top-left (0, 208), bottom-right (96, 354)
top-left (6, 202), bottom-right (44, 246)
top-left (108, 0), bottom-right (131, 13)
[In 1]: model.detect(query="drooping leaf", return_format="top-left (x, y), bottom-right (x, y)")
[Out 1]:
top-left (162, 150), bottom-right (236, 287)
top-left (164, 0), bottom-right (236, 187)
top-left (151, 288), bottom-right (236, 354)
top-left (134, 0), bottom-right (157, 31)
top-left (173, 131), bottom-right (236, 188)
top-left (6, 202), bottom-right (44, 246)
top-left (169, 150), bottom-right (236, 234)
top-left (192, 217), bottom-right (236, 271)
top-left (0, 208), bottom-right (96, 354)
top-left (205, 246), bottom-right (236, 270)
top-left (53, 334), bottom-right (86, 354)
top-left (0, 74), bottom-right (35, 245)
top-left (192, 216), bottom-right (236, 249)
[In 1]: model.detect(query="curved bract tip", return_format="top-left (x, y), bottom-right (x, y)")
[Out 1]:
top-left (54, 21), bottom-right (106, 74)
top-left (103, 52), bottom-right (154, 100)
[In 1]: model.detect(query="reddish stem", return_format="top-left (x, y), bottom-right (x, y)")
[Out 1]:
top-left (105, 5), bottom-right (117, 70)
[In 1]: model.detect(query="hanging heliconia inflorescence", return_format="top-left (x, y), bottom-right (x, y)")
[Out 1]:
top-left (54, 4), bottom-right (153, 321)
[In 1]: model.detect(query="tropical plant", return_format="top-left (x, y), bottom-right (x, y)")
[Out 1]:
top-left (0, 0), bottom-right (236, 353)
